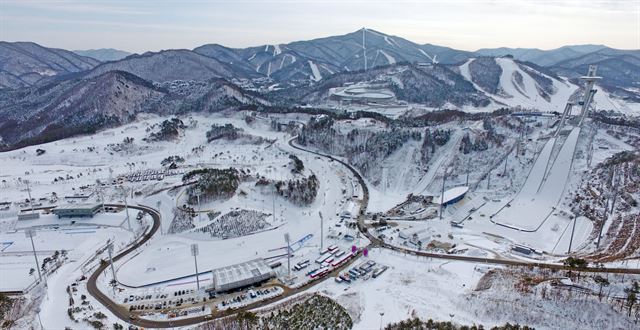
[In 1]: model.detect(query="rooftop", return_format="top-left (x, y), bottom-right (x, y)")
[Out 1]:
top-left (435, 186), bottom-right (469, 205)
top-left (212, 258), bottom-right (274, 288)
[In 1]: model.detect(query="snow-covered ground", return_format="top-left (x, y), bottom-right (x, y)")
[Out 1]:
top-left (2, 109), bottom-right (638, 329)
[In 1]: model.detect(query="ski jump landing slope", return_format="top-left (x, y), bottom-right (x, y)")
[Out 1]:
top-left (491, 127), bottom-right (581, 231)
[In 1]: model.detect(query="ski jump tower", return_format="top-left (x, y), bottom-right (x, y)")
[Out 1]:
top-left (577, 65), bottom-right (601, 126)
top-left (554, 65), bottom-right (600, 136)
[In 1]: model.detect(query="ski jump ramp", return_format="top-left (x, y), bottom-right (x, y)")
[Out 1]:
top-left (491, 127), bottom-right (581, 231)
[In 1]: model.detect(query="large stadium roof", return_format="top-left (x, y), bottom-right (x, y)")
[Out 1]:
top-left (435, 186), bottom-right (469, 205)
top-left (212, 258), bottom-right (274, 292)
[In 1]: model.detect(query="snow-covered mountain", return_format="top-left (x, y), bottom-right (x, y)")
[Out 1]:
top-left (0, 29), bottom-right (638, 149)
top-left (194, 29), bottom-right (471, 85)
top-left (551, 51), bottom-right (640, 102)
top-left (0, 71), bottom-right (268, 150)
top-left (475, 44), bottom-right (610, 66)
top-left (84, 49), bottom-right (261, 82)
top-left (0, 41), bottom-right (100, 89)
top-left (73, 48), bottom-right (132, 62)
top-left (458, 57), bottom-right (578, 111)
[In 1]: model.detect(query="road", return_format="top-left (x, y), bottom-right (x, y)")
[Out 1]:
top-left (86, 202), bottom-right (364, 328)
top-left (87, 135), bottom-right (640, 328)
top-left (288, 137), bottom-right (640, 275)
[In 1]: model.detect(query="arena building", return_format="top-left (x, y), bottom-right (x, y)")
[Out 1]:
top-left (210, 258), bottom-right (275, 293)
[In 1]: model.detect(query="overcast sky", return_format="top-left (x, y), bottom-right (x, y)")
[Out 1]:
top-left (1, 0), bottom-right (638, 53)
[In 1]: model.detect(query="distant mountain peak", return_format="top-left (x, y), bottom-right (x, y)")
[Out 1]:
top-left (73, 48), bottom-right (132, 62)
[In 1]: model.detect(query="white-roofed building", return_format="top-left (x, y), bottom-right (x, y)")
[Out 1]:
top-left (435, 186), bottom-right (469, 206)
top-left (210, 258), bottom-right (275, 293)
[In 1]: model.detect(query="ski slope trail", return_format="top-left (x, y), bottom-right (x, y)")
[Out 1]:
top-left (459, 57), bottom-right (578, 112)
top-left (491, 128), bottom-right (580, 231)
top-left (413, 130), bottom-right (463, 196)
top-left (308, 60), bottom-right (322, 81)
top-left (519, 136), bottom-right (556, 198)
top-left (538, 127), bottom-right (581, 202)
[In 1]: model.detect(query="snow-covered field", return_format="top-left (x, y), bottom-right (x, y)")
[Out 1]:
top-left (2, 108), bottom-right (638, 329)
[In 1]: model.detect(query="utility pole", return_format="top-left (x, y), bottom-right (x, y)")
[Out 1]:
top-left (107, 241), bottom-right (117, 296)
top-left (487, 171), bottom-right (491, 190)
top-left (319, 211), bottom-right (324, 251)
top-left (191, 244), bottom-right (200, 290)
top-left (25, 229), bottom-right (43, 284)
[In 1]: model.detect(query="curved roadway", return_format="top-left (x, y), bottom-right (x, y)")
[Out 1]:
top-left (86, 202), bottom-right (362, 327)
top-left (87, 136), bottom-right (640, 328)
top-left (287, 137), bottom-right (640, 275)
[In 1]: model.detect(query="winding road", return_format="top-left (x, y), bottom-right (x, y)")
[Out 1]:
top-left (288, 137), bottom-right (640, 275)
top-left (86, 135), bottom-right (640, 328)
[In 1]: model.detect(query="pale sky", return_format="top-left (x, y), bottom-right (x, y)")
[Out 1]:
top-left (1, 0), bottom-right (638, 53)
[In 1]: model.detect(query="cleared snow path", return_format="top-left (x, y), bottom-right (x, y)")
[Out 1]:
top-left (308, 60), bottom-right (322, 81)
top-left (379, 50), bottom-right (396, 64)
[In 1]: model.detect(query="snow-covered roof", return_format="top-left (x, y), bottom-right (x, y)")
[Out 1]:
top-left (211, 258), bottom-right (275, 292)
top-left (435, 186), bottom-right (469, 205)
top-left (54, 203), bottom-right (101, 211)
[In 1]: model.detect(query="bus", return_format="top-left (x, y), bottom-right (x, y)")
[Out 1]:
top-left (315, 252), bottom-right (333, 264)
top-left (268, 261), bottom-right (282, 269)
top-left (330, 253), bottom-right (353, 268)
top-left (328, 245), bottom-right (339, 253)
top-left (309, 267), bottom-right (330, 279)
top-left (372, 266), bottom-right (388, 278)
top-left (294, 263), bottom-right (309, 271)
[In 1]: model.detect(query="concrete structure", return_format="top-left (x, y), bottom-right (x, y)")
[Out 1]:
top-left (52, 203), bottom-right (101, 218)
top-left (18, 213), bottom-right (40, 221)
top-left (331, 84), bottom-right (395, 104)
top-left (210, 258), bottom-right (275, 293)
top-left (435, 186), bottom-right (469, 206)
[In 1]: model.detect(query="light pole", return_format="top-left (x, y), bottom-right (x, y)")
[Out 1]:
top-left (284, 233), bottom-right (291, 277)
top-left (503, 151), bottom-right (509, 176)
top-left (379, 312), bottom-right (384, 330)
top-left (25, 180), bottom-right (34, 214)
top-left (197, 193), bottom-right (202, 223)
top-left (465, 156), bottom-right (470, 186)
top-left (157, 200), bottom-right (163, 235)
top-left (439, 169), bottom-right (448, 220)
top-left (107, 241), bottom-right (117, 296)
top-left (568, 212), bottom-right (579, 254)
top-left (35, 307), bottom-right (44, 329)
top-left (319, 211), bottom-right (324, 251)
top-left (119, 186), bottom-right (132, 231)
top-left (25, 229), bottom-right (43, 284)
top-left (191, 244), bottom-right (200, 290)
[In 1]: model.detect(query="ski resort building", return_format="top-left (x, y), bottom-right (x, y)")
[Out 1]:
top-left (210, 258), bottom-right (275, 293)
top-left (436, 187), bottom-right (469, 206)
top-left (52, 203), bottom-right (101, 218)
